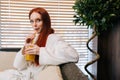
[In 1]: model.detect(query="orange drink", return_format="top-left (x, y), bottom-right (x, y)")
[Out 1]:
top-left (25, 45), bottom-right (35, 62)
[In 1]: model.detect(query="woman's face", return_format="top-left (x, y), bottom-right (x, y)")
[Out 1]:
top-left (30, 12), bottom-right (43, 33)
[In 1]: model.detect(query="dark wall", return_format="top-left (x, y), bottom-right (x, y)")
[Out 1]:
top-left (97, 20), bottom-right (120, 80)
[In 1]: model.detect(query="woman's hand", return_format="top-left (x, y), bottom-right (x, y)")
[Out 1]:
top-left (24, 43), bottom-right (40, 55)
top-left (26, 33), bottom-right (35, 43)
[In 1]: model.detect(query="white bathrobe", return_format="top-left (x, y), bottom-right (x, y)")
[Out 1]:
top-left (0, 34), bottom-right (79, 80)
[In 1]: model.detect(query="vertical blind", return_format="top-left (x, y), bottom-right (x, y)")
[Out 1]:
top-left (0, 0), bottom-right (89, 73)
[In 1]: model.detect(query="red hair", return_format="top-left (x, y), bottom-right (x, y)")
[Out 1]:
top-left (29, 7), bottom-right (54, 65)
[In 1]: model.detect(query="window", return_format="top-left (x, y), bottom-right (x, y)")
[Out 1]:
top-left (0, 0), bottom-right (90, 74)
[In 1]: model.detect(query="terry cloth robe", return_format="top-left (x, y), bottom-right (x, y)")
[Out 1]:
top-left (0, 34), bottom-right (79, 80)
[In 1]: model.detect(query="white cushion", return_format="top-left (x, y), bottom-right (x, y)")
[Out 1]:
top-left (37, 66), bottom-right (63, 80)
top-left (0, 51), bottom-right (16, 71)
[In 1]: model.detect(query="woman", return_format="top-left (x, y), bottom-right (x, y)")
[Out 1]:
top-left (0, 7), bottom-right (79, 80)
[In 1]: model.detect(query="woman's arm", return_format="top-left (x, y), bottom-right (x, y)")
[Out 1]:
top-left (13, 48), bottom-right (27, 70)
top-left (13, 33), bottom-right (35, 70)
top-left (39, 34), bottom-right (79, 65)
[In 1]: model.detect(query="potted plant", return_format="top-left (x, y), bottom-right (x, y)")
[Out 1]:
top-left (73, 0), bottom-right (120, 80)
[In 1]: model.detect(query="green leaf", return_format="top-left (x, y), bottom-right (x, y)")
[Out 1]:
top-left (73, 0), bottom-right (120, 35)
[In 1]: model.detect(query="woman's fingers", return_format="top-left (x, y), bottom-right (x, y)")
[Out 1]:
top-left (25, 34), bottom-right (35, 43)
top-left (24, 44), bottom-right (39, 55)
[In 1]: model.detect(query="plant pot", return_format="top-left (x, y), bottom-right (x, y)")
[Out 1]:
top-left (97, 18), bottom-right (120, 80)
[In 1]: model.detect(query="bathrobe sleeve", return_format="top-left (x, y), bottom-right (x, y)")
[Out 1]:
top-left (39, 34), bottom-right (79, 65)
top-left (13, 48), bottom-right (27, 70)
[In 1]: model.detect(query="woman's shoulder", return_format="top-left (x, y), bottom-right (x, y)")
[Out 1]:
top-left (47, 33), bottom-right (63, 41)
top-left (48, 33), bottom-right (60, 39)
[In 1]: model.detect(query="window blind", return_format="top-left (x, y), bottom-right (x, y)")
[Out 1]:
top-left (0, 0), bottom-right (89, 73)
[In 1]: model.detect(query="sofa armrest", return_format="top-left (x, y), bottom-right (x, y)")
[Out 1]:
top-left (60, 63), bottom-right (88, 80)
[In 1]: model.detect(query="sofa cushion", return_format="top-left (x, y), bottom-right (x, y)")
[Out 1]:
top-left (38, 66), bottom-right (63, 80)
top-left (60, 63), bottom-right (88, 80)
top-left (0, 51), bottom-right (17, 71)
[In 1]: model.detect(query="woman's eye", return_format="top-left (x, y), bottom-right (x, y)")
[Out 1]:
top-left (30, 20), bottom-right (33, 23)
top-left (36, 19), bottom-right (42, 22)
top-left (30, 19), bottom-right (42, 24)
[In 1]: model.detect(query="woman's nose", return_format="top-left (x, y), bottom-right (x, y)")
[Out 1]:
top-left (33, 22), bottom-right (37, 26)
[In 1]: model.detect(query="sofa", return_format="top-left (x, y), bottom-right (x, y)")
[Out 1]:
top-left (0, 51), bottom-right (88, 80)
